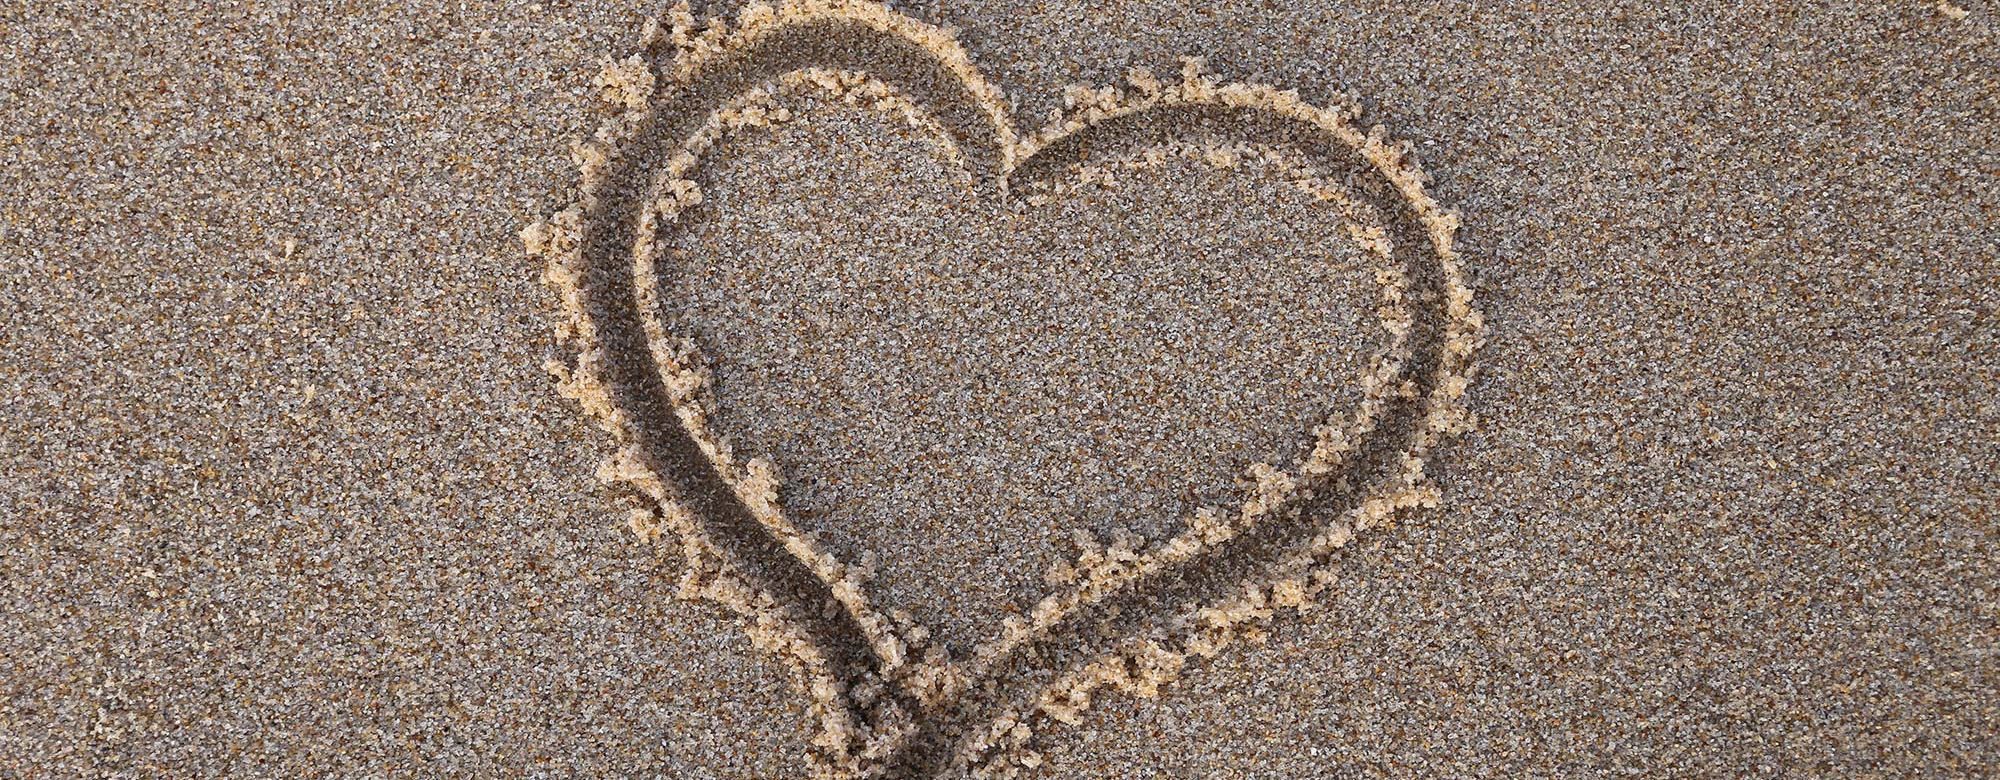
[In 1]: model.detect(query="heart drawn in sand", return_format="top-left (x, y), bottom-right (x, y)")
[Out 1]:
top-left (526, 2), bottom-right (1480, 777)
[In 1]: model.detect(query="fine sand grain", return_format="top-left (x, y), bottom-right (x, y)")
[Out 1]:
top-left (3, 0), bottom-right (1995, 777)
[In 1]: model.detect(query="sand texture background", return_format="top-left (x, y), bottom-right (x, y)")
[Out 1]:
top-left (3, 0), bottom-right (1996, 777)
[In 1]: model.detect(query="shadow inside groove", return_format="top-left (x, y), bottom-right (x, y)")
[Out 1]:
top-left (578, 19), bottom-right (1454, 779)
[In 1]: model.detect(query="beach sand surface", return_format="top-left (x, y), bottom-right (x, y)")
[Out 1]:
top-left (2, 1), bottom-right (1994, 776)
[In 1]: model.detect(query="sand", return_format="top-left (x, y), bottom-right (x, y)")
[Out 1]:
top-left (3, 0), bottom-right (1995, 777)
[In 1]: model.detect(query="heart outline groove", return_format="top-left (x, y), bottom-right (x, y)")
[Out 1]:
top-left (525, 2), bottom-right (1482, 777)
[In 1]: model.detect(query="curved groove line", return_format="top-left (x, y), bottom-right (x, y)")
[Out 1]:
top-left (529, 2), bottom-right (1482, 777)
